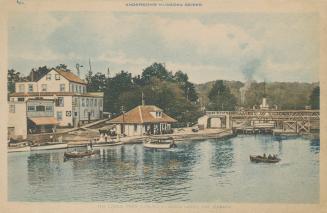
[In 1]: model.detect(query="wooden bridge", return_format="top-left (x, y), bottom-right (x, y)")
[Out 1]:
top-left (204, 110), bottom-right (320, 134)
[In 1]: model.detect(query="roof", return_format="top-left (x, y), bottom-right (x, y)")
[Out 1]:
top-left (108, 105), bottom-right (177, 124)
top-left (54, 69), bottom-right (87, 85)
top-left (28, 117), bottom-right (58, 125)
top-left (10, 92), bottom-right (103, 98)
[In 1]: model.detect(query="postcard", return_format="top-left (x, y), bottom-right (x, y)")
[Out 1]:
top-left (0, 0), bottom-right (325, 212)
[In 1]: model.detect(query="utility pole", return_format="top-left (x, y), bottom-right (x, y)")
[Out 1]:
top-left (141, 91), bottom-right (145, 106)
top-left (121, 105), bottom-right (125, 135)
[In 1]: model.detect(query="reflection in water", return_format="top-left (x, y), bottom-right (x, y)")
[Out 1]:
top-left (310, 139), bottom-right (320, 154)
top-left (210, 139), bottom-right (234, 179)
top-left (8, 135), bottom-right (319, 203)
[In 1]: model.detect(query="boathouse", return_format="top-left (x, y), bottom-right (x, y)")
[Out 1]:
top-left (108, 105), bottom-right (177, 136)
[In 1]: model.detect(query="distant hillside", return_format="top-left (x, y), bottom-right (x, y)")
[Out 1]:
top-left (195, 80), bottom-right (319, 110)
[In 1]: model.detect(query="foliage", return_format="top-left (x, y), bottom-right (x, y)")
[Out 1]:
top-left (7, 69), bottom-right (21, 94)
top-left (309, 86), bottom-right (320, 109)
top-left (207, 80), bottom-right (237, 111)
top-left (196, 80), bottom-right (319, 110)
top-left (86, 72), bottom-right (107, 92)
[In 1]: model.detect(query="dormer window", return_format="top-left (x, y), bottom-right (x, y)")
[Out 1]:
top-left (156, 111), bottom-right (162, 117)
top-left (46, 74), bottom-right (51, 80)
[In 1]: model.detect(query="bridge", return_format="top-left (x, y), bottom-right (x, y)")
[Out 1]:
top-left (199, 110), bottom-right (320, 134)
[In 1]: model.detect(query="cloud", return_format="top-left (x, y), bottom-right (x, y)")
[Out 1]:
top-left (8, 12), bottom-right (319, 83)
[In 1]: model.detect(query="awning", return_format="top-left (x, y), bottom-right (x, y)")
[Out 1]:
top-left (29, 117), bottom-right (58, 125)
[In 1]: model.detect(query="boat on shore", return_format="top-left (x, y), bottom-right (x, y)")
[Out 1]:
top-left (64, 149), bottom-right (100, 159)
top-left (250, 155), bottom-right (280, 163)
top-left (8, 146), bottom-right (31, 153)
top-left (93, 141), bottom-right (123, 147)
top-left (30, 142), bottom-right (68, 151)
top-left (143, 136), bottom-right (177, 149)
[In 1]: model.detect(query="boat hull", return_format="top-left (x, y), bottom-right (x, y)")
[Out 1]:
top-left (8, 146), bottom-right (31, 153)
top-left (31, 143), bottom-right (68, 151)
top-left (144, 143), bottom-right (174, 149)
top-left (64, 150), bottom-right (100, 159)
top-left (250, 155), bottom-right (280, 163)
top-left (93, 142), bottom-right (123, 147)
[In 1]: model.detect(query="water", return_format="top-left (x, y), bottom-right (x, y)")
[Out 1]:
top-left (8, 135), bottom-right (319, 203)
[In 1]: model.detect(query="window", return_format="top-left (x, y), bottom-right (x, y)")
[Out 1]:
top-left (18, 84), bottom-right (25, 93)
top-left (75, 85), bottom-right (78, 92)
top-left (134, 124), bottom-right (137, 132)
top-left (90, 99), bottom-right (93, 107)
top-left (70, 84), bottom-right (73, 92)
top-left (41, 84), bottom-right (47, 92)
top-left (55, 97), bottom-right (64, 107)
top-left (74, 112), bottom-right (78, 117)
top-left (99, 99), bottom-right (102, 107)
top-left (46, 74), bottom-right (51, 80)
top-left (36, 105), bottom-right (45, 111)
top-left (57, 111), bottom-right (62, 120)
top-left (55, 74), bottom-right (60, 80)
top-left (156, 112), bottom-right (162, 117)
top-left (79, 85), bottom-right (81, 93)
top-left (45, 106), bottom-right (53, 111)
top-left (9, 104), bottom-right (15, 113)
top-left (95, 99), bottom-right (97, 107)
top-left (82, 98), bottom-right (85, 107)
top-left (17, 97), bottom-right (24, 102)
top-left (28, 84), bottom-right (33, 92)
top-left (82, 87), bottom-right (86, 93)
top-left (86, 99), bottom-right (89, 107)
top-left (27, 106), bottom-right (36, 111)
top-left (60, 84), bottom-right (65, 92)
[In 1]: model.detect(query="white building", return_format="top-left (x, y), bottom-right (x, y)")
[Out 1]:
top-left (108, 105), bottom-right (177, 136)
top-left (9, 68), bottom-right (104, 128)
top-left (8, 102), bottom-right (27, 140)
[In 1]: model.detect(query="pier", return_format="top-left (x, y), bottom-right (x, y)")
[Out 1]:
top-left (203, 110), bottom-right (320, 135)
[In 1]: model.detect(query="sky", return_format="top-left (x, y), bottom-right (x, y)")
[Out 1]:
top-left (8, 12), bottom-right (319, 83)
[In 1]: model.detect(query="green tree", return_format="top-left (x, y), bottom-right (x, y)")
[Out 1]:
top-left (8, 69), bottom-right (21, 94)
top-left (141, 63), bottom-right (173, 83)
top-left (86, 72), bottom-right (108, 92)
top-left (207, 80), bottom-right (237, 111)
top-left (309, 86), bottom-right (320, 109)
top-left (104, 71), bottom-right (134, 113)
top-left (174, 70), bottom-right (198, 102)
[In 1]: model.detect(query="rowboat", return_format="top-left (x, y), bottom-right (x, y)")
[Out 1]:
top-left (144, 136), bottom-right (177, 149)
top-left (249, 155), bottom-right (280, 163)
top-left (64, 149), bottom-right (100, 159)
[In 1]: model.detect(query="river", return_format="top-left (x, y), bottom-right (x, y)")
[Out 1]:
top-left (8, 135), bottom-right (319, 203)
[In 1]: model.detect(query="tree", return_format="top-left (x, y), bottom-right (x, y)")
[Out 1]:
top-left (309, 86), bottom-right (320, 109)
top-left (8, 69), bottom-right (21, 94)
top-left (104, 70), bottom-right (134, 113)
top-left (141, 63), bottom-right (173, 83)
top-left (55, 64), bottom-right (70, 71)
top-left (86, 72), bottom-right (108, 92)
top-left (207, 80), bottom-right (237, 111)
top-left (29, 66), bottom-right (50, 81)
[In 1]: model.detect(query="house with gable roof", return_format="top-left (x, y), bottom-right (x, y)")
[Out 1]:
top-left (108, 105), bottom-right (177, 136)
top-left (9, 68), bottom-right (104, 129)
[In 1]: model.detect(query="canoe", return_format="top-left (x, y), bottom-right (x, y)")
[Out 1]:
top-left (250, 155), bottom-right (280, 163)
top-left (31, 143), bottom-right (67, 151)
top-left (64, 149), bottom-right (100, 159)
